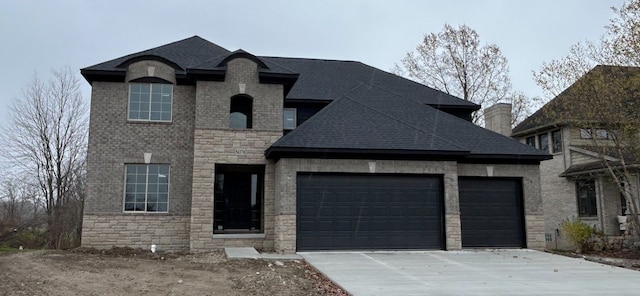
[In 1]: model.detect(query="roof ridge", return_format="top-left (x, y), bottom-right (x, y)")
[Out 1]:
top-left (261, 56), bottom-right (360, 63)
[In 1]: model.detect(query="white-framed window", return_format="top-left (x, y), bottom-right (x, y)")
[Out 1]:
top-left (128, 83), bottom-right (173, 121)
top-left (124, 164), bottom-right (170, 212)
top-left (580, 128), bottom-right (592, 139)
top-left (580, 128), bottom-right (608, 139)
top-left (283, 108), bottom-right (296, 130)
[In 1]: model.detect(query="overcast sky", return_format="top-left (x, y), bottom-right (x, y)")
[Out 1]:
top-left (0, 0), bottom-right (623, 127)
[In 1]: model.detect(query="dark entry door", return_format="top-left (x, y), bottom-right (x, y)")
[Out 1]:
top-left (222, 173), bottom-right (252, 229)
top-left (458, 177), bottom-right (526, 248)
top-left (296, 173), bottom-right (444, 251)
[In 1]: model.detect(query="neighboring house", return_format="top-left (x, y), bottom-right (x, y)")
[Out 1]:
top-left (512, 65), bottom-right (640, 250)
top-left (80, 36), bottom-right (550, 253)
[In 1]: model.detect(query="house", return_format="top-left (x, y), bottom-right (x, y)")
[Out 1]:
top-left (512, 65), bottom-right (640, 250)
top-left (80, 36), bottom-right (550, 253)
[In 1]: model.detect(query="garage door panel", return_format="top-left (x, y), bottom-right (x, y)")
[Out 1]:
top-left (297, 174), bottom-right (443, 251)
top-left (458, 178), bottom-right (525, 248)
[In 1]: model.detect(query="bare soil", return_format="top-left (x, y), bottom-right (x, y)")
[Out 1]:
top-left (0, 248), bottom-right (348, 296)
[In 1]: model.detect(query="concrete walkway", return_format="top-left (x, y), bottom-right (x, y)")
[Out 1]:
top-left (300, 249), bottom-right (640, 296)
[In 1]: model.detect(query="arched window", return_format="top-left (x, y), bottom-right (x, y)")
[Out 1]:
top-left (229, 95), bottom-right (253, 129)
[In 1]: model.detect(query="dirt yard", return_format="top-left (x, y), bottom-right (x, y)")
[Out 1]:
top-left (0, 248), bottom-right (347, 296)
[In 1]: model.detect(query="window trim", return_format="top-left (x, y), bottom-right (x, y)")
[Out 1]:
top-left (123, 164), bottom-right (171, 213)
top-left (283, 108), bottom-right (297, 130)
top-left (127, 82), bottom-right (173, 122)
top-left (576, 179), bottom-right (597, 217)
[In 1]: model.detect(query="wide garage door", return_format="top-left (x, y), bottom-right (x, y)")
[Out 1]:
top-left (297, 173), bottom-right (443, 251)
top-left (458, 177), bottom-right (525, 248)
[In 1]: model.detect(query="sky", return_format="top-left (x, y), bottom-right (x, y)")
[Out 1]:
top-left (0, 0), bottom-right (624, 128)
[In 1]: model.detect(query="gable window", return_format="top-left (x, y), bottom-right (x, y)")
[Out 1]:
top-left (229, 95), bottom-right (252, 129)
top-left (551, 130), bottom-right (562, 153)
top-left (576, 180), bottom-right (597, 217)
top-left (124, 164), bottom-right (170, 212)
top-left (283, 108), bottom-right (297, 130)
top-left (214, 164), bottom-right (264, 233)
top-left (580, 128), bottom-right (608, 139)
top-left (128, 83), bottom-right (172, 121)
top-left (538, 133), bottom-right (549, 153)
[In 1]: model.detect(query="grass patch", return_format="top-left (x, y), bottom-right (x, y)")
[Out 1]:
top-left (0, 246), bottom-right (20, 254)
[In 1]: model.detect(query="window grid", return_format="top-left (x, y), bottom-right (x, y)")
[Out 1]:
top-left (124, 164), bottom-right (169, 212)
top-left (128, 83), bottom-right (173, 122)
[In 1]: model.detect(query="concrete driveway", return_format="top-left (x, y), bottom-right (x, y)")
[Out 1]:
top-left (299, 249), bottom-right (640, 296)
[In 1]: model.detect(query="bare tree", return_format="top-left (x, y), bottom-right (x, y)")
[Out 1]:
top-left (1, 67), bottom-right (88, 249)
top-left (394, 23), bottom-right (534, 126)
top-left (534, 0), bottom-right (640, 238)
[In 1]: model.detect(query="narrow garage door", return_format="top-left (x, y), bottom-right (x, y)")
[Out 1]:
top-left (297, 173), bottom-right (443, 251)
top-left (458, 177), bottom-right (525, 248)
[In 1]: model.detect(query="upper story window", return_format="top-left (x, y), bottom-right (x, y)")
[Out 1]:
top-left (124, 164), bottom-right (170, 212)
top-left (580, 128), bottom-right (608, 139)
top-left (229, 95), bottom-right (252, 129)
top-left (538, 133), bottom-right (549, 153)
top-left (576, 180), bottom-right (597, 217)
top-left (283, 108), bottom-right (297, 130)
top-left (525, 136), bottom-right (536, 147)
top-left (128, 83), bottom-right (173, 122)
top-left (551, 130), bottom-right (562, 153)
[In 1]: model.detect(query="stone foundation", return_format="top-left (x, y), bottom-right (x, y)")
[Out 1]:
top-left (82, 214), bottom-right (190, 251)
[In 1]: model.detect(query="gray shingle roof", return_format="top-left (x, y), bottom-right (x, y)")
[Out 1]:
top-left (82, 36), bottom-right (478, 109)
top-left (84, 36), bottom-right (230, 71)
top-left (267, 84), bottom-right (550, 161)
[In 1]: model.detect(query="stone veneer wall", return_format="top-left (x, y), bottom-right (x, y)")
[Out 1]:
top-left (189, 130), bottom-right (281, 251)
top-left (273, 159), bottom-right (545, 253)
top-left (82, 215), bottom-right (190, 251)
top-left (189, 57), bottom-right (284, 251)
top-left (82, 60), bottom-right (195, 251)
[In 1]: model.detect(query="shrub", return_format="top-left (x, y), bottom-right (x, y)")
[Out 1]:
top-left (561, 217), bottom-right (596, 253)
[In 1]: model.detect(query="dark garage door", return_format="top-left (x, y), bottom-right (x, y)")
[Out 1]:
top-left (458, 177), bottom-right (525, 248)
top-left (296, 173), bottom-right (444, 251)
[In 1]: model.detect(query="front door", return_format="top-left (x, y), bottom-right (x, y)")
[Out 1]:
top-left (214, 164), bottom-right (264, 233)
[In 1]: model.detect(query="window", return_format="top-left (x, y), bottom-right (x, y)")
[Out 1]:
top-left (580, 129), bottom-right (592, 139)
top-left (595, 129), bottom-right (608, 139)
top-left (538, 133), bottom-right (549, 152)
top-left (229, 95), bottom-right (252, 129)
top-left (283, 108), bottom-right (297, 130)
top-left (551, 130), bottom-right (562, 153)
top-left (525, 136), bottom-right (536, 148)
top-left (214, 164), bottom-right (264, 233)
top-left (576, 180), bottom-right (597, 217)
top-left (128, 83), bottom-right (172, 121)
top-left (124, 164), bottom-right (170, 212)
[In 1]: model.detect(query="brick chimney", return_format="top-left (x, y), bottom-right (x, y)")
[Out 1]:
top-left (484, 103), bottom-right (512, 136)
